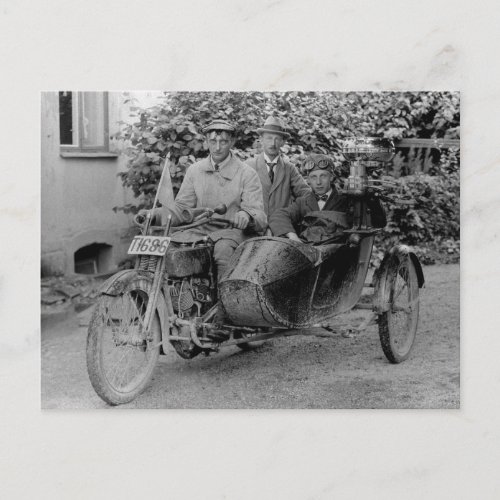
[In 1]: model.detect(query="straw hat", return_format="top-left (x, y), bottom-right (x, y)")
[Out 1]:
top-left (256, 116), bottom-right (290, 138)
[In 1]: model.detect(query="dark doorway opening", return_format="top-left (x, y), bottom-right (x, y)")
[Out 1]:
top-left (74, 243), bottom-right (112, 274)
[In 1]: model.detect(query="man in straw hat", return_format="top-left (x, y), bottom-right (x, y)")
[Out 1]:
top-left (246, 116), bottom-right (310, 224)
top-left (269, 153), bottom-right (386, 243)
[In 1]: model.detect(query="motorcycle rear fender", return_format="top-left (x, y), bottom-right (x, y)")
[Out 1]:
top-left (372, 244), bottom-right (425, 313)
top-left (99, 269), bottom-right (171, 355)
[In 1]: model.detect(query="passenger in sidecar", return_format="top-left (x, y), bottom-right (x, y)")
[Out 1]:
top-left (269, 153), bottom-right (386, 243)
top-left (220, 154), bottom-right (387, 329)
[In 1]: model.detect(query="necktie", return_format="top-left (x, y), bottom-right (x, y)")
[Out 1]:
top-left (266, 162), bottom-right (275, 183)
top-left (214, 163), bottom-right (220, 171)
top-left (316, 194), bottom-right (329, 202)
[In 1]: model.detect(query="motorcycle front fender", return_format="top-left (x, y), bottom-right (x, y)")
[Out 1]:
top-left (372, 244), bottom-right (425, 313)
top-left (98, 269), bottom-right (172, 355)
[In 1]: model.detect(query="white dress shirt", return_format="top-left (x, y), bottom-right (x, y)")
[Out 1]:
top-left (317, 189), bottom-right (332, 210)
top-left (263, 153), bottom-right (279, 175)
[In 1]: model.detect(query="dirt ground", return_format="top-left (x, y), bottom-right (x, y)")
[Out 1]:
top-left (41, 264), bottom-right (459, 409)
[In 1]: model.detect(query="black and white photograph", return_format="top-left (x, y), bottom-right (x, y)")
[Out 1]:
top-left (4, 1), bottom-right (500, 497)
top-left (41, 91), bottom-right (460, 409)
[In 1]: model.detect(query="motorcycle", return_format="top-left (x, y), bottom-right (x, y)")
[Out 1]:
top-left (86, 137), bottom-right (425, 406)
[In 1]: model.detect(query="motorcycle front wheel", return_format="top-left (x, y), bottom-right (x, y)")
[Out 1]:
top-left (86, 276), bottom-right (161, 405)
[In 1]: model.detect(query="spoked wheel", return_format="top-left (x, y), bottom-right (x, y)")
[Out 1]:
top-left (378, 256), bottom-right (420, 363)
top-left (234, 329), bottom-right (267, 351)
top-left (86, 276), bottom-right (161, 405)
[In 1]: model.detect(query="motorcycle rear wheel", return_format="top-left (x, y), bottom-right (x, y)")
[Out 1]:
top-left (86, 276), bottom-right (161, 405)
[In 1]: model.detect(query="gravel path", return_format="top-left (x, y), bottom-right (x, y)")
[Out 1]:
top-left (41, 264), bottom-right (459, 409)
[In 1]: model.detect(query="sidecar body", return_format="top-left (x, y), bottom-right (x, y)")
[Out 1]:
top-left (219, 236), bottom-right (374, 329)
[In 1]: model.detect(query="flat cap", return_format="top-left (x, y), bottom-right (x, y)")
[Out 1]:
top-left (202, 119), bottom-right (236, 134)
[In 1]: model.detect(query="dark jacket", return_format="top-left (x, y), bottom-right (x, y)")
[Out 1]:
top-left (269, 188), bottom-right (386, 240)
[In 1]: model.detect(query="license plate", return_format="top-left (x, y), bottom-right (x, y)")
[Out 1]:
top-left (127, 235), bottom-right (171, 256)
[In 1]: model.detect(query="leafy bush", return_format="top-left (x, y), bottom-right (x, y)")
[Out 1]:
top-left (381, 172), bottom-right (459, 244)
top-left (114, 91), bottom-right (459, 210)
top-left (373, 168), bottom-right (460, 264)
top-left (114, 91), bottom-right (460, 263)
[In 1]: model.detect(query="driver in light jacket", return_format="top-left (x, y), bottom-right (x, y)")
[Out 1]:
top-left (163, 119), bottom-right (267, 279)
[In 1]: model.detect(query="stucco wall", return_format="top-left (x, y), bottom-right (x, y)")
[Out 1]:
top-left (41, 91), bottom-right (161, 276)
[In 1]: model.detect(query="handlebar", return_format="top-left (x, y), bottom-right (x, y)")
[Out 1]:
top-left (171, 217), bottom-right (232, 233)
top-left (134, 209), bottom-right (234, 234)
top-left (133, 204), bottom-right (228, 229)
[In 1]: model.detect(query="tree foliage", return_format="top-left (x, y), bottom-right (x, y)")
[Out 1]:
top-left (114, 91), bottom-right (460, 262)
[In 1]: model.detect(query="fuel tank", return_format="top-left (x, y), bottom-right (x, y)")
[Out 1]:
top-left (165, 243), bottom-right (212, 278)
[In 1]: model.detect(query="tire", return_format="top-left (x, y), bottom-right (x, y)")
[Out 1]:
top-left (378, 256), bottom-right (420, 363)
top-left (86, 275), bottom-right (161, 405)
top-left (235, 330), bottom-right (267, 351)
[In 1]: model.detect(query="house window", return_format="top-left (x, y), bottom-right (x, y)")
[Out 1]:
top-left (59, 91), bottom-right (110, 153)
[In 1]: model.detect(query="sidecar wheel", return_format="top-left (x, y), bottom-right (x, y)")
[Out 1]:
top-left (378, 256), bottom-right (420, 363)
top-left (86, 277), bottom-right (161, 405)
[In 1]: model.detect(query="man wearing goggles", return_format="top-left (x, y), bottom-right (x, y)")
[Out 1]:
top-left (269, 153), bottom-right (386, 243)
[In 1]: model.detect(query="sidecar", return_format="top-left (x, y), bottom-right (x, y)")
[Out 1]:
top-left (220, 233), bottom-right (424, 365)
top-left (220, 235), bottom-right (374, 329)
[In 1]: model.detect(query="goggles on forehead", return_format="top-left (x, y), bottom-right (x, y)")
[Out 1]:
top-left (302, 157), bottom-right (334, 173)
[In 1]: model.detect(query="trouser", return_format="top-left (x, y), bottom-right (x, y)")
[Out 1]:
top-left (208, 227), bottom-right (251, 280)
top-left (170, 225), bottom-right (251, 281)
top-left (213, 237), bottom-right (241, 279)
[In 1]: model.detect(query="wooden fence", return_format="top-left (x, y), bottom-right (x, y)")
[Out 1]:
top-left (392, 138), bottom-right (460, 176)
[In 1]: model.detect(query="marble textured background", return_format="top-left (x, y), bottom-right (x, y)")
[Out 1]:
top-left (1, 0), bottom-right (499, 498)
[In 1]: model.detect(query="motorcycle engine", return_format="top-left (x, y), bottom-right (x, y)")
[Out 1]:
top-left (169, 277), bottom-right (212, 316)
